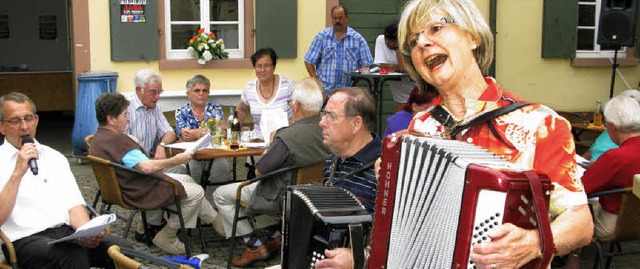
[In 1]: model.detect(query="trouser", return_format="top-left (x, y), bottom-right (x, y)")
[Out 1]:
top-left (212, 181), bottom-right (277, 238)
top-left (590, 200), bottom-right (618, 238)
top-left (11, 225), bottom-right (132, 269)
top-left (146, 173), bottom-right (217, 229)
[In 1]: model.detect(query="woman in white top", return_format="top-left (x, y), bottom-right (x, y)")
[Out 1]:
top-left (236, 48), bottom-right (294, 140)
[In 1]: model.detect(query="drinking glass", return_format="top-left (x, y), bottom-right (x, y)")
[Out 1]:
top-left (241, 127), bottom-right (251, 143)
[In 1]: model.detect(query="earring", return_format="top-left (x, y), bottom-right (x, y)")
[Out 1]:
top-left (471, 44), bottom-right (477, 49)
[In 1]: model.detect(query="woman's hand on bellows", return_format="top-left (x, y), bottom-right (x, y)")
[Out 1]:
top-left (470, 223), bottom-right (541, 269)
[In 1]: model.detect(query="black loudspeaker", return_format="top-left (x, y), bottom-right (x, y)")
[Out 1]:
top-left (597, 0), bottom-right (638, 47)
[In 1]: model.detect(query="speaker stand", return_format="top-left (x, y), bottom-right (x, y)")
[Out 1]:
top-left (608, 46), bottom-right (621, 99)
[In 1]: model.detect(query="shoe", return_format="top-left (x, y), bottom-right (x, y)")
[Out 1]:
top-left (152, 226), bottom-right (186, 255)
top-left (264, 235), bottom-right (282, 256)
top-left (135, 222), bottom-right (164, 243)
top-left (231, 245), bottom-right (269, 267)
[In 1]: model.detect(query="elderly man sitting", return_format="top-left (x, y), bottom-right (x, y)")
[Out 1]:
top-left (213, 78), bottom-right (331, 267)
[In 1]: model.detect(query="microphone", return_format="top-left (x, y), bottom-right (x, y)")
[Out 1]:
top-left (21, 135), bottom-right (39, 175)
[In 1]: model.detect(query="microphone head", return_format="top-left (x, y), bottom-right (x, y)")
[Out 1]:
top-left (21, 135), bottom-right (34, 145)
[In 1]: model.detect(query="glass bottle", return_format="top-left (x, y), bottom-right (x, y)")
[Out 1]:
top-left (593, 101), bottom-right (603, 126)
top-left (230, 109), bottom-right (241, 150)
top-left (226, 107), bottom-right (235, 140)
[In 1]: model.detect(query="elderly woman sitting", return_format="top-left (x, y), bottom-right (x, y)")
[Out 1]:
top-left (581, 89), bottom-right (640, 238)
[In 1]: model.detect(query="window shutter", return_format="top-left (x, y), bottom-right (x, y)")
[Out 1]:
top-left (541, 0), bottom-right (578, 58)
top-left (109, 0), bottom-right (158, 61)
top-left (255, 0), bottom-right (297, 58)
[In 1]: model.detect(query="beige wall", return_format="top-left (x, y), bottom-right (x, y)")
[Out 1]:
top-left (492, 0), bottom-right (639, 112)
top-left (87, 1), bottom-right (327, 93)
top-left (88, 0), bottom-right (639, 112)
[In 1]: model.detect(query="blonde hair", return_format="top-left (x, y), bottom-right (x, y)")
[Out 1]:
top-left (398, 0), bottom-right (494, 90)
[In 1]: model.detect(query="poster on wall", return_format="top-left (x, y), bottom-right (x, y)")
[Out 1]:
top-left (120, 0), bottom-right (146, 23)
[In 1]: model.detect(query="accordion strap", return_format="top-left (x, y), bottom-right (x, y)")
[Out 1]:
top-left (431, 102), bottom-right (531, 138)
top-left (349, 223), bottom-right (366, 269)
top-left (523, 171), bottom-right (555, 269)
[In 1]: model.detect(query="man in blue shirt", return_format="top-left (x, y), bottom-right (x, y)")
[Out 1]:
top-left (304, 5), bottom-right (373, 95)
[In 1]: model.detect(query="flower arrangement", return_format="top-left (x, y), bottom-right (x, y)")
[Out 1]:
top-left (188, 28), bottom-right (228, 64)
top-left (201, 118), bottom-right (220, 134)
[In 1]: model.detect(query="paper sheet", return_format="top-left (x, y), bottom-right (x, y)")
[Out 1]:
top-left (260, 109), bottom-right (289, 145)
top-left (163, 134), bottom-right (215, 153)
top-left (48, 213), bottom-right (117, 244)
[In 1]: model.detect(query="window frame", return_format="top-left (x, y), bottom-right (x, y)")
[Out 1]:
top-left (158, 0), bottom-right (254, 70)
top-left (164, 0), bottom-right (244, 60)
top-left (575, 0), bottom-right (626, 59)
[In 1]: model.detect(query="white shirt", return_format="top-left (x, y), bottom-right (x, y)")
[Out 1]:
top-left (373, 35), bottom-right (415, 103)
top-left (0, 139), bottom-right (85, 242)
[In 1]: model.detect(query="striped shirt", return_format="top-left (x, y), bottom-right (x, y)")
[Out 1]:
top-left (324, 133), bottom-right (381, 213)
top-left (304, 26), bottom-right (373, 93)
top-left (126, 93), bottom-right (174, 154)
top-left (240, 75), bottom-right (294, 139)
top-left (174, 102), bottom-right (223, 140)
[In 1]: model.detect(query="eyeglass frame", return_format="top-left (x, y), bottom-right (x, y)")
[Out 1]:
top-left (145, 89), bottom-right (164, 96)
top-left (189, 88), bottom-right (210, 94)
top-left (320, 111), bottom-right (355, 122)
top-left (254, 63), bottom-right (273, 70)
top-left (408, 17), bottom-right (456, 49)
top-left (1, 114), bottom-right (38, 127)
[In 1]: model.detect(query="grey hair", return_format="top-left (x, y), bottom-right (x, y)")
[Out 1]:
top-left (398, 0), bottom-right (494, 91)
top-left (291, 78), bottom-right (324, 113)
top-left (134, 69), bottom-right (162, 90)
top-left (0, 92), bottom-right (37, 120)
top-left (186, 74), bottom-right (211, 91)
top-left (604, 89), bottom-right (640, 133)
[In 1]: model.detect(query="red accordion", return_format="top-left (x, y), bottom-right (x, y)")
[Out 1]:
top-left (369, 134), bottom-right (555, 269)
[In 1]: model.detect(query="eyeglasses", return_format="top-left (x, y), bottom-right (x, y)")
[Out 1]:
top-left (146, 89), bottom-right (164, 96)
top-left (287, 99), bottom-right (296, 106)
top-left (255, 63), bottom-right (273, 70)
top-left (320, 111), bottom-right (352, 122)
top-left (409, 17), bottom-right (455, 49)
top-left (190, 88), bottom-right (210, 94)
top-left (2, 114), bottom-right (37, 127)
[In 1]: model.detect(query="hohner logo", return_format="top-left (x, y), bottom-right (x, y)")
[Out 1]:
top-left (380, 161), bottom-right (394, 215)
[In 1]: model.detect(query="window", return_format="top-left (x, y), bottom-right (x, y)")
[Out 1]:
top-left (164, 0), bottom-right (244, 60)
top-left (576, 0), bottom-right (625, 58)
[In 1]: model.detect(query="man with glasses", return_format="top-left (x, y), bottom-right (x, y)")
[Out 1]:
top-left (0, 92), bottom-right (132, 268)
top-left (315, 87), bottom-right (381, 268)
top-left (304, 5), bottom-right (373, 95)
top-left (213, 78), bottom-right (330, 267)
top-left (126, 68), bottom-right (186, 241)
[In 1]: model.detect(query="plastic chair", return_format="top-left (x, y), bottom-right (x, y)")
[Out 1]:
top-left (107, 245), bottom-right (194, 269)
top-left (86, 155), bottom-right (204, 258)
top-left (226, 161), bottom-right (325, 268)
top-left (588, 185), bottom-right (640, 269)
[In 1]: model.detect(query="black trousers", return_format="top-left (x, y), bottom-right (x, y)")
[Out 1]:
top-left (11, 225), bottom-right (132, 269)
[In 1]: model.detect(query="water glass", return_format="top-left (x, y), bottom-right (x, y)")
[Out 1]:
top-left (241, 127), bottom-right (251, 143)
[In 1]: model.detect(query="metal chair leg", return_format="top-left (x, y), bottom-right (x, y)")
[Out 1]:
top-left (123, 210), bottom-right (140, 240)
top-left (174, 199), bottom-right (191, 258)
top-left (227, 198), bottom-right (243, 269)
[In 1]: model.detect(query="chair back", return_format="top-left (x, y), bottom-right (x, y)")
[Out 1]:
top-left (0, 229), bottom-right (17, 269)
top-left (86, 155), bottom-right (136, 210)
top-left (295, 161), bottom-right (325, 185)
top-left (85, 134), bottom-right (94, 147)
top-left (612, 193), bottom-right (640, 242)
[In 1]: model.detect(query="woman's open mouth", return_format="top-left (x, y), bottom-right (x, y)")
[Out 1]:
top-left (426, 54), bottom-right (447, 70)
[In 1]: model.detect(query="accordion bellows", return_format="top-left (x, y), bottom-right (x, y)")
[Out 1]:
top-left (370, 134), bottom-right (555, 269)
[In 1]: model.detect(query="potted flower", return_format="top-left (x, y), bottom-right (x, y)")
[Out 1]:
top-left (187, 28), bottom-right (229, 64)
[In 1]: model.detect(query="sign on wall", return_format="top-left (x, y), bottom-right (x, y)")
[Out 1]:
top-left (120, 0), bottom-right (146, 23)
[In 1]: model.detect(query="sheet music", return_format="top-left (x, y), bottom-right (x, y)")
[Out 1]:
top-left (260, 109), bottom-right (289, 144)
top-left (163, 134), bottom-right (214, 153)
top-left (48, 213), bottom-right (116, 244)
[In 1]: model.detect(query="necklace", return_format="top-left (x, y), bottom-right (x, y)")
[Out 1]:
top-left (191, 104), bottom-right (205, 117)
top-left (259, 76), bottom-right (277, 100)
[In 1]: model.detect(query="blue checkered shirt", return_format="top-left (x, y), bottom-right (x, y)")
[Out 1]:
top-left (304, 26), bottom-right (373, 93)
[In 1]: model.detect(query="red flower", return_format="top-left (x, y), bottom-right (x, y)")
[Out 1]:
top-left (189, 36), bottom-right (197, 43)
top-left (198, 28), bottom-right (205, 34)
top-left (209, 32), bottom-right (215, 39)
